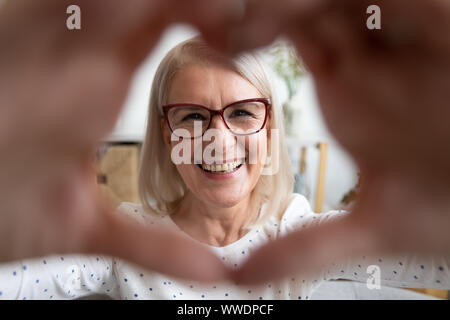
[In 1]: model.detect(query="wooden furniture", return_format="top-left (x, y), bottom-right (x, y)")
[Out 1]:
top-left (409, 288), bottom-right (448, 300)
top-left (95, 143), bottom-right (141, 207)
top-left (314, 142), bottom-right (328, 213)
top-left (295, 142), bottom-right (328, 213)
top-left (299, 147), bottom-right (307, 176)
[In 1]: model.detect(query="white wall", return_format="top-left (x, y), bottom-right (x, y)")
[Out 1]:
top-left (286, 76), bottom-right (359, 211)
top-left (108, 25), bottom-right (359, 211)
top-left (108, 24), bottom-right (199, 142)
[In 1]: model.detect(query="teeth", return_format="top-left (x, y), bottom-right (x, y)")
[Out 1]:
top-left (201, 160), bottom-right (244, 173)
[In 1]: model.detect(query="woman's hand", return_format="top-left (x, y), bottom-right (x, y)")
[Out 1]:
top-left (0, 0), bottom-right (235, 282)
top-left (222, 0), bottom-right (450, 283)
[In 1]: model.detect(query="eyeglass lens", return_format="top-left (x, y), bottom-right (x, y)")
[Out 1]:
top-left (167, 101), bottom-right (267, 138)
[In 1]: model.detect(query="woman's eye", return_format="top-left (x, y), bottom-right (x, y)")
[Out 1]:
top-left (182, 113), bottom-right (206, 121)
top-left (231, 109), bottom-right (252, 117)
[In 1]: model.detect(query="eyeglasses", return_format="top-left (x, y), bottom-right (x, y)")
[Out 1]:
top-left (162, 98), bottom-right (271, 139)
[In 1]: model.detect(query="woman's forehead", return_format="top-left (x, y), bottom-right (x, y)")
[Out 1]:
top-left (167, 64), bottom-right (263, 107)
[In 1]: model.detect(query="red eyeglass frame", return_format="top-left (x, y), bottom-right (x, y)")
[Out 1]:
top-left (162, 98), bottom-right (271, 138)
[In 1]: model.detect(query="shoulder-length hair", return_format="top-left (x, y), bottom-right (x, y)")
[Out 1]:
top-left (138, 37), bottom-right (294, 227)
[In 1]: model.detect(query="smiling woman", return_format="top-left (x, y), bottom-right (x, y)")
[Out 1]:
top-left (139, 36), bottom-right (294, 231)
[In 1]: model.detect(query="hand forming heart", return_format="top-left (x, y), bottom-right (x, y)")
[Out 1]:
top-left (211, 0), bottom-right (450, 283)
top-left (1, 0), bottom-right (449, 285)
top-left (0, 0), bottom-right (242, 283)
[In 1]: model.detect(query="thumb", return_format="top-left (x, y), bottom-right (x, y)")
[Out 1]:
top-left (61, 155), bottom-right (230, 283)
top-left (85, 205), bottom-right (231, 283)
top-left (231, 215), bottom-right (378, 285)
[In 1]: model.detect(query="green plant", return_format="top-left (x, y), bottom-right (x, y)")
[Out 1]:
top-left (268, 43), bottom-right (304, 134)
top-left (269, 44), bottom-right (304, 99)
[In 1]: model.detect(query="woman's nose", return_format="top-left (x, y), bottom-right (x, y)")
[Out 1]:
top-left (208, 114), bottom-right (228, 131)
top-left (206, 114), bottom-right (237, 156)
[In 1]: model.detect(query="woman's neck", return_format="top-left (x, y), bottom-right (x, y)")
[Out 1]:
top-left (171, 193), bottom-right (257, 247)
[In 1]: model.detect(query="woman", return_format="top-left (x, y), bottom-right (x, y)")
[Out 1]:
top-left (0, 37), bottom-right (448, 300)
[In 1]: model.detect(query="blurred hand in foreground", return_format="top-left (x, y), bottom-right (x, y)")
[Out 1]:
top-left (216, 0), bottom-right (450, 284)
top-left (0, 0), bottom-right (241, 282)
top-left (2, 0), bottom-right (450, 286)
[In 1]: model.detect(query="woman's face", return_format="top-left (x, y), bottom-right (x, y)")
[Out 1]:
top-left (162, 64), bottom-right (269, 209)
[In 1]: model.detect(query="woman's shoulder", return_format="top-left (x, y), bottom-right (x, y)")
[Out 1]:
top-left (279, 193), bottom-right (315, 221)
top-left (115, 202), bottom-right (170, 227)
top-left (279, 193), bottom-right (348, 234)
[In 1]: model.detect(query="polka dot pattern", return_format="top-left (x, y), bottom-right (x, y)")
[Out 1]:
top-left (0, 198), bottom-right (448, 300)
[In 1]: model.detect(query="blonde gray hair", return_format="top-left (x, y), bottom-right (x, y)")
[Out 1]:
top-left (138, 37), bottom-right (294, 226)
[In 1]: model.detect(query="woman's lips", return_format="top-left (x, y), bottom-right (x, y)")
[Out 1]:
top-left (198, 158), bottom-right (245, 173)
top-left (196, 161), bottom-right (244, 180)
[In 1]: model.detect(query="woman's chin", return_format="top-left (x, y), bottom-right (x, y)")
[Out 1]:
top-left (202, 192), bottom-right (246, 209)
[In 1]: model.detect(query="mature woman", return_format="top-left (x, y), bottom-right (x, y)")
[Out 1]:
top-left (0, 37), bottom-right (448, 300)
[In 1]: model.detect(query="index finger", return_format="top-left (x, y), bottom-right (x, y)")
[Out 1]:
top-left (87, 206), bottom-right (231, 283)
top-left (230, 215), bottom-right (377, 285)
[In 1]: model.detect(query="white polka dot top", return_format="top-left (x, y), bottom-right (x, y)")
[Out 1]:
top-left (0, 193), bottom-right (449, 300)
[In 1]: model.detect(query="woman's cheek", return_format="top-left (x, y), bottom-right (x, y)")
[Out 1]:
top-left (254, 132), bottom-right (268, 170)
top-left (169, 138), bottom-right (196, 166)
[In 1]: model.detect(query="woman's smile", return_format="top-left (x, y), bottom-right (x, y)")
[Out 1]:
top-left (196, 158), bottom-right (246, 180)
